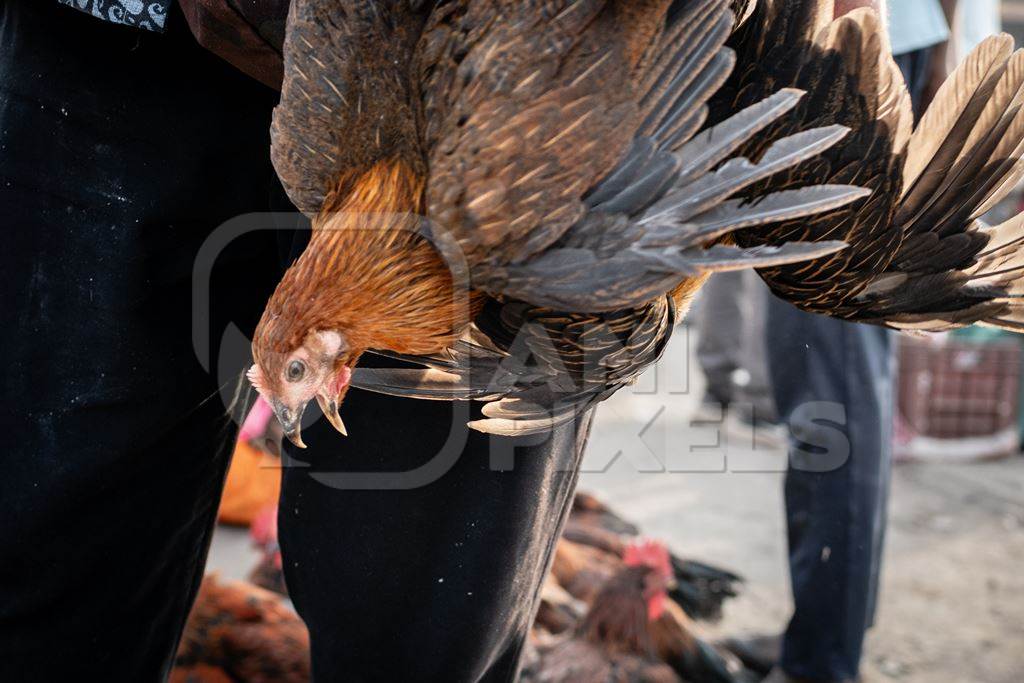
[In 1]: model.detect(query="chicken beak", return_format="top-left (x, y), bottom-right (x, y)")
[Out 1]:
top-left (316, 393), bottom-right (348, 436)
top-left (272, 400), bottom-right (307, 449)
top-left (284, 426), bottom-right (306, 449)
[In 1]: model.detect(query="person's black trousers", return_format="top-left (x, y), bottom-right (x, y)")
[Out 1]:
top-left (0, 3), bottom-right (590, 681)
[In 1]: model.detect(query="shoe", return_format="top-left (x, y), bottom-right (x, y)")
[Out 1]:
top-left (721, 634), bottom-right (781, 676)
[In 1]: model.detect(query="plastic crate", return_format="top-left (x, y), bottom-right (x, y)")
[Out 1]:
top-left (896, 335), bottom-right (1021, 461)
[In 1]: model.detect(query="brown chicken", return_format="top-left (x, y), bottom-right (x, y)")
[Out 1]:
top-left (171, 575), bottom-right (310, 683)
top-left (548, 536), bottom-right (746, 682)
top-left (249, 0), bottom-right (870, 440)
top-left (570, 490), bottom-right (641, 536)
top-left (565, 492), bottom-right (742, 621)
top-left (527, 540), bottom-right (682, 682)
top-left (542, 491), bottom-right (739, 641)
top-left (252, 0), bottom-right (1024, 439)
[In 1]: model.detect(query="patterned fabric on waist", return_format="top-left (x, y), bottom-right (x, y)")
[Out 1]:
top-left (57, 0), bottom-right (171, 32)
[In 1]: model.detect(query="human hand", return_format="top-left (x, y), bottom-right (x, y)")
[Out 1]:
top-left (179, 1), bottom-right (290, 90)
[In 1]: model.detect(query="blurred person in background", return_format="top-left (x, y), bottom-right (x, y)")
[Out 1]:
top-left (723, 2), bottom-right (957, 683)
top-left (694, 271), bottom-right (780, 439)
top-left (948, 0), bottom-right (1001, 59)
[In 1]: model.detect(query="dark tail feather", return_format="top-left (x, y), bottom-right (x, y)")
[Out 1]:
top-left (671, 639), bottom-right (760, 683)
top-left (669, 556), bottom-right (744, 621)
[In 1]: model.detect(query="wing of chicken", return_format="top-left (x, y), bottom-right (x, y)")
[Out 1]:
top-left (272, 0), bottom-right (869, 434)
top-left (710, 0), bottom-right (1024, 331)
top-left (551, 537), bottom-right (622, 603)
top-left (535, 573), bottom-right (587, 635)
top-left (417, 0), bottom-right (860, 303)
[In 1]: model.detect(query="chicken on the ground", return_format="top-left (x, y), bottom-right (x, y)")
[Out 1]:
top-left (526, 540), bottom-right (684, 682)
top-left (171, 575), bottom-right (310, 683)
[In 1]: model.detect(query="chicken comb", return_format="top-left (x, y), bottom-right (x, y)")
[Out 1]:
top-left (623, 538), bottom-right (672, 581)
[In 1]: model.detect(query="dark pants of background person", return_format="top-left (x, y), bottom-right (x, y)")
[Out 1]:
top-left (768, 47), bottom-right (932, 682)
top-left (767, 302), bottom-right (893, 682)
top-left (0, 3), bottom-right (590, 681)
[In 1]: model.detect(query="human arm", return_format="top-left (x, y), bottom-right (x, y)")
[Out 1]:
top-left (178, 0), bottom-right (290, 90)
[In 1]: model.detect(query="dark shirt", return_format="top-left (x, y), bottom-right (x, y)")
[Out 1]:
top-left (57, 0), bottom-right (171, 32)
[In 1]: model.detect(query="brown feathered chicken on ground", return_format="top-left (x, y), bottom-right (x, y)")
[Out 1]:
top-left (248, 0), bottom-right (874, 441)
top-left (525, 540), bottom-right (684, 682)
top-left (170, 575), bottom-right (310, 683)
top-left (548, 493), bottom-right (749, 682)
top-left (548, 537), bottom-right (748, 682)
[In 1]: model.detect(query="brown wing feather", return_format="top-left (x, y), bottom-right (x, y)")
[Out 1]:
top-left (854, 36), bottom-right (1024, 331)
top-left (706, 1), bottom-right (913, 315)
top-left (353, 0), bottom-right (873, 434)
top-left (270, 0), bottom-right (430, 216)
top-left (715, 2), bottom-right (1024, 331)
top-left (422, 0), bottom-right (638, 269)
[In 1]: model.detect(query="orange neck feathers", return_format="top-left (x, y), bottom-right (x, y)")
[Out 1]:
top-left (578, 566), bottom-right (659, 656)
top-left (255, 159), bottom-right (467, 365)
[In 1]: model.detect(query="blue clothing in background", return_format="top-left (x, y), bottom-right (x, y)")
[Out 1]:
top-left (768, 302), bottom-right (894, 682)
top-left (889, 0), bottom-right (950, 54)
top-left (770, 42), bottom-right (937, 682)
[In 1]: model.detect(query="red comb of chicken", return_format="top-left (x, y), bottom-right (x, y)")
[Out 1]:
top-left (623, 540), bottom-right (672, 582)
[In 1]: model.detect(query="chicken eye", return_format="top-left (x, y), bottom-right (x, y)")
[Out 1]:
top-left (286, 360), bottom-right (306, 382)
